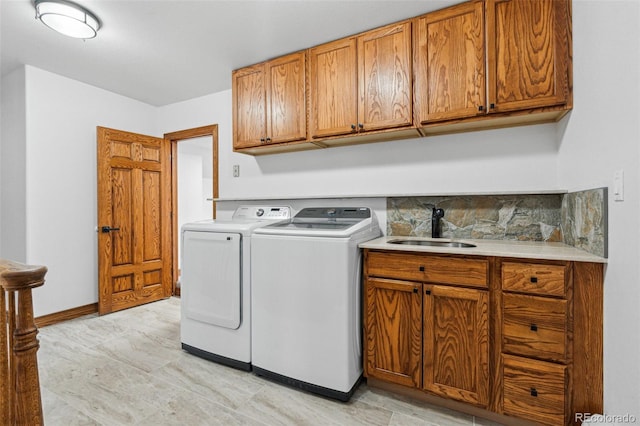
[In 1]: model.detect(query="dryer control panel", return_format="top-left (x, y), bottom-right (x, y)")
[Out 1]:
top-left (232, 206), bottom-right (292, 220)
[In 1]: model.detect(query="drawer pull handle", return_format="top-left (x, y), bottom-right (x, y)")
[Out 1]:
top-left (530, 324), bottom-right (538, 332)
top-left (530, 276), bottom-right (538, 283)
top-left (425, 289), bottom-right (431, 295)
top-left (530, 388), bottom-right (538, 397)
top-left (419, 266), bottom-right (425, 272)
top-left (413, 288), bottom-right (418, 294)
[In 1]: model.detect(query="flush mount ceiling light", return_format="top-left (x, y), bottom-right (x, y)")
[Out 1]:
top-left (35, 0), bottom-right (101, 39)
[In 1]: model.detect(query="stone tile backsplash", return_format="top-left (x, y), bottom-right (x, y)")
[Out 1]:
top-left (387, 188), bottom-right (607, 257)
top-left (561, 188), bottom-right (607, 257)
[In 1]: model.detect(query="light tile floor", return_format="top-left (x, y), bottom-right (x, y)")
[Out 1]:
top-left (38, 297), bottom-right (503, 426)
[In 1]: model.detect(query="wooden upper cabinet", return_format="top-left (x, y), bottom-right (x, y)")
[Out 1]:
top-left (310, 21), bottom-right (413, 139)
top-left (266, 52), bottom-right (307, 144)
top-left (423, 284), bottom-right (489, 407)
top-left (415, 1), bottom-right (486, 123)
top-left (309, 38), bottom-right (358, 138)
top-left (232, 64), bottom-right (266, 149)
top-left (358, 22), bottom-right (413, 132)
top-left (234, 0), bottom-right (573, 154)
top-left (233, 51), bottom-right (307, 150)
top-left (486, 0), bottom-right (571, 113)
top-left (416, 0), bottom-right (572, 126)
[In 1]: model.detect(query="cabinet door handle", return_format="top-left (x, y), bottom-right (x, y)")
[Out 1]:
top-left (478, 105), bottom-right (484, 111)
top-left (530, 276), bottom-right (538, 283)
top-left (358, 123), bottom-right (364, 130)
top-left (425, 289), bottom-right (431, 295)
top-left (260, 138), bottom-right (266, 143)
top-left (351, 124), bottom-right (356, 130)
top-left (490, 103), bottom-right (496, 109)
top-left (266, 137), bottom-right (271, 142)
top-left (413, 287), bottom-right (418, 294)
top-left (530, 388), bottom-right (538, 397)
top-left (530, 324), bottom-right (538, 332)
top-left (419, 266), bottom-right (425, 272)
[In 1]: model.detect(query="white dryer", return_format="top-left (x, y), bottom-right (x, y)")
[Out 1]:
top-left (251, 207), bottom-right (381, 400)
top-left (180, 205), bottom-right (291, 370)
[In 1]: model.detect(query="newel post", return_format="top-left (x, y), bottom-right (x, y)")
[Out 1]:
top-left (0, 259), bottom-right (47, 426)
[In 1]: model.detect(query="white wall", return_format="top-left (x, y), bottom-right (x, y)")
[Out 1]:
top-left (177, 152), bottom-right (212, 268)
top-left (557, 1), bottom-right (640, 419)
top-left (158, 90), bottom-right (559, 199)
top-left (22, 66), bottom-right (157, 316)
top-left (177, 153), bottom-right (205, 226)
top-left (1, 67), bottom-right (27, 261)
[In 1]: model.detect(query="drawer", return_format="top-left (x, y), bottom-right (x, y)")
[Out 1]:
top-left (503, 354), bottom-right (566, 426)
top-left (367, 251), bottom-right (488, 288)
top-left (502, 262), bottom-right (567, 297)
top-left (502, 294), bottom-right (568, 363)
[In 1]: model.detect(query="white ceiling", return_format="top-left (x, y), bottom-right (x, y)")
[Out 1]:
top-left (1, 0), bottom-right (458, 106)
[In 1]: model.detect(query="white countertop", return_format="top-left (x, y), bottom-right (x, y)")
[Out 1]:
top-left (360, 236), bottom-right (607, 263)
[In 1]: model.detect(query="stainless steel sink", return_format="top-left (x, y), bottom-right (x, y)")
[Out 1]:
top-left (387, 239), bottom-right (476, 248)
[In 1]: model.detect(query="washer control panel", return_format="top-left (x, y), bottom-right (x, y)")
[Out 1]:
top-left (294, 207), bottom-right (371, 219)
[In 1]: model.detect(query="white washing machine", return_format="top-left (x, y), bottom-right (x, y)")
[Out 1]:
top-left (180, 205), bottom-right (292, 370)
top-left (251, 207), bottom-right (381, 401)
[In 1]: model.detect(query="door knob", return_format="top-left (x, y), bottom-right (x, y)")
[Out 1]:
top-left (101, 226), bottom-right (120, 233)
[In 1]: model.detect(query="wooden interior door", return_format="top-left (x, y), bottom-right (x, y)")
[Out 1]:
top-left (97, 127), bottom-right (172, 314)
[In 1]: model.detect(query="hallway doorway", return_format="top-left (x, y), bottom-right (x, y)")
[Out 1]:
top-left (165, 125), bottom-right (219, 296)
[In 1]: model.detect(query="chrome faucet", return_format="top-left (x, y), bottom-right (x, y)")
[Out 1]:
top-left (431, 207), bottom-right (445, 238)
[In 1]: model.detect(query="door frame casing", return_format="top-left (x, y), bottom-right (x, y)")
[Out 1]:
top-left (164, 125), bottom-right (219, 296)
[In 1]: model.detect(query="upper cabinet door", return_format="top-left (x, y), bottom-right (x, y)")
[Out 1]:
top-left (358, 22), bottom-right (413, 132)
top-left (415, 2), bottom-right (486, 123)
top-left (232, 64), bottom-right (266, 149)
top-left (266, 52), bottom-right (307, 144)
top-left (309, 38), bottom-right (358, 139)
top-left (486, 0), bottom-right (571, 113)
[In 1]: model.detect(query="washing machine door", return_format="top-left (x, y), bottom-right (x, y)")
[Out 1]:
top-left (182, 231), bottom-right (242, 329)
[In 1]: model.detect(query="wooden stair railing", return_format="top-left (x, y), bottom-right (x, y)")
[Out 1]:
top-left (1, 259), bottom-right (47, 426)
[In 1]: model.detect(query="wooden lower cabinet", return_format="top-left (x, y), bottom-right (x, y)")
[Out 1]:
top-left (364, 278), bottom-right (422, 387)
top-left (503, 354), bottom-right (567, 426)
top-left (423, 285), bottom-right (489, 407)
top-left (363, 249), bottom-right (603, 426)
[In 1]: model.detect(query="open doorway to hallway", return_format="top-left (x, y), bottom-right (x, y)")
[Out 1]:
top-left (165, 125), bottom-right (219, 296)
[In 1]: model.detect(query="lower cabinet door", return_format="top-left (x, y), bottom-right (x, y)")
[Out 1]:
top-left (364, 277), bottom-right (422, 388)
top-left (423, 285), bottom-right (489, 407)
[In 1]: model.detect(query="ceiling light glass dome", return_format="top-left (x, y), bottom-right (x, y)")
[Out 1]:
top-left (35, 0), bottom-right (101, 39)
